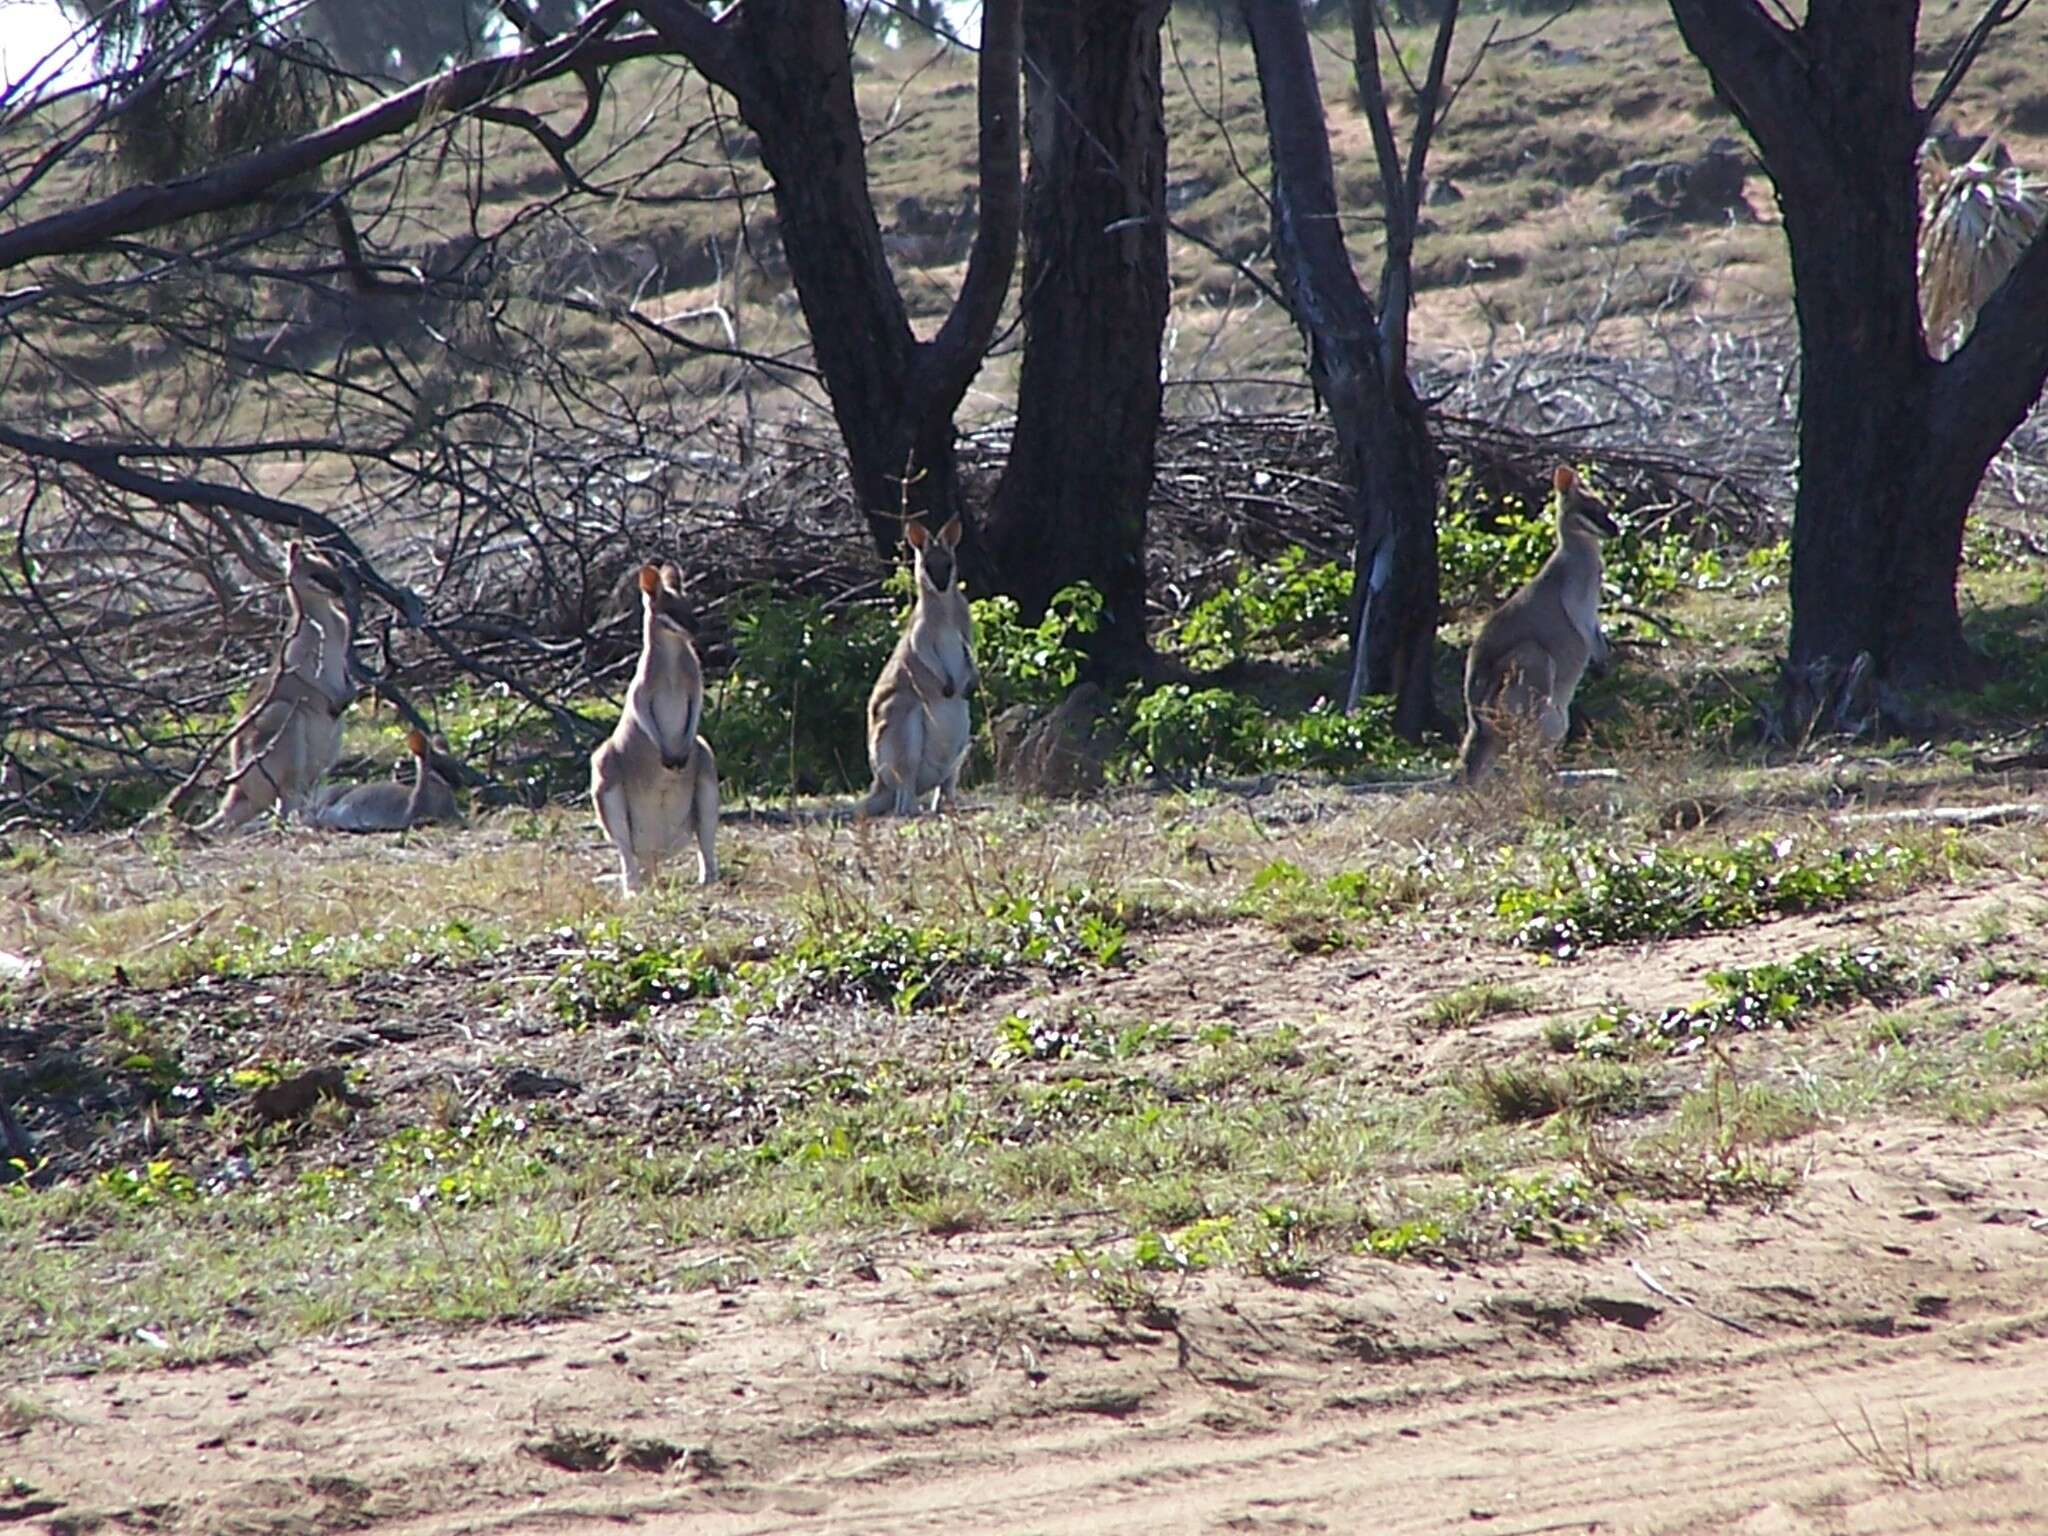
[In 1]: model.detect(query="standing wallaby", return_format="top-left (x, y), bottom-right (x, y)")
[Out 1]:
top-left (591, 563), bottom-right (719, 893)
top-left (1458, 465), bottom-right (1619, 784)
top-left (308, 730), bottom-right (460, 832)
top-left (205, 542), bottom-right (357, 831)
top-left (861, 515), bottom-right (977, 818)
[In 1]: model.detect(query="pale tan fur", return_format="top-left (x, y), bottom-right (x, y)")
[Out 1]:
top-left (205, 543), bottom-right (357, 831)
top-left (308, 730), bottom-right (461, 833)
top-left (1458, 466), bottom-right (1618, 784)
top-left (860, 515), bottom-right (977, 818)
top-left (590, 562), bottom-right (719, 893)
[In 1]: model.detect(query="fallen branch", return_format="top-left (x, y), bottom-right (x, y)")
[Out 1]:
top-left (1836, 801), bottom-right (2048, 828)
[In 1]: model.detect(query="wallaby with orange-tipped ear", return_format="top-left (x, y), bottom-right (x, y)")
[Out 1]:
top-left (590, 562), bottom-right (719, 893)
top-left (205, 541), bottom-right (359, 831)
top-left (308, 730), bottom-right (461, 832)
top-left (1458, 465), bottom-right (1619, 784)
top-left (861, 514), bottom-right (977, 818)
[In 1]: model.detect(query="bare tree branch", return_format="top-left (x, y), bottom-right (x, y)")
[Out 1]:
top-left (1921, 0), bottom-right (2034, 129)
top-left (919, 0), bottom-right (1022, 408)
top-left (0, 3), bottom-right (665, 274)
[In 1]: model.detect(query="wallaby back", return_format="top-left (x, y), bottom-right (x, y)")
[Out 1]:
top-left (205, 543), bottom-right (358, 831)
top-left (310, 730), bottom-right (460, 833)
top-left (1457, 466), bottom-right (1616, 783)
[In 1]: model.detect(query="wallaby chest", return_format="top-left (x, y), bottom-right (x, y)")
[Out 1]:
top-left (909, 600), bottom-right (971, 693)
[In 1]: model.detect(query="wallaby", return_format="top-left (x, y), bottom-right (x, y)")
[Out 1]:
top-left (205, 542), bottom-right (357, 831)
top-left (860, 515), bottom-right (977, 818)
top-left (1458, 465), bottom-right (1618, 784)
top-left (308, 730), bottom-right (460, 833)
top-left (590, 562), bottom-right (719, 893)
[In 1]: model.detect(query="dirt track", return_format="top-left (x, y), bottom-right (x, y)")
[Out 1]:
top-left (14, 1115), bottom-right (2046, 1536)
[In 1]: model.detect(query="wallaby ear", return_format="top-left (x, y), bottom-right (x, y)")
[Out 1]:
top-left (637, 564), bottom-right (662, 596)
top-left (938, 515), bottom-right (963, 549)
top-left (904, 518), bottom-right (930, 552)
top-left (406, 729), bottom-right (427, 755)
top-left (660, 562), bottom-right (685, 594)
top-left (1553, 465), bottom-right (1577, 496)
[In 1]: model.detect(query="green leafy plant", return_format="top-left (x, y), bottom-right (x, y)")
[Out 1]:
top-left (1239, 858), bottom-right (1409, 950)
top-left (970, 584), bottom-right (1103, 713)
top-left (1497, 836), bottom-right (1920, 955)
top-left (707, 588), bottom-right (897, 796)
top-left (1575, 944), bottom-right (1911, 1057)
top-left (1437, 465), bottom-right (1723, 618)
top-left (1166, 546), bottom-right (1353, 669)
top-left (96, 1160), bottom-right (198, 1207)
top-left (552, 931), bottom-right (724, 1024)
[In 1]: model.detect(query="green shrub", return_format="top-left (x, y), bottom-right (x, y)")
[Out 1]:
top-left (1166, 546), bottom-right (1353, 669)
top-left (1497, 836), bottom-right (1921, 955)
top-left (1438, 466), bottom-right (1723, 618)
top-left (1127, 685), bottom-right (1270, 777)
top-left (1126, 687), bottom-right (1414, 780)
top-left (703, 582), bottom-right (1102, 798)
top-left (972, 584), bottom-right (1104, 714)
top-left (1575, 944), bottom-right (1910, 1057)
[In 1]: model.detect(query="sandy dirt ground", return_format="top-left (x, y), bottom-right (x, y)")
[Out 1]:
top-left (10, 1111), bottom-right (2047, 1536)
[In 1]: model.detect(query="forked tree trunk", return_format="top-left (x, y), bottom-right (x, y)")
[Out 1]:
top-left (1668, 0), bottom-right (2048, 727)
top-left (1240, 0), bottom-right (1442, 740)
top-left (983, 0), bottom-right (1170, 678)
top-left (640, 0), bottom-right (1019, 562)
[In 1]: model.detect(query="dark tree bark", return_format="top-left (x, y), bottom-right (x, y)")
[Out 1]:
top-left (1666, 0), bottom-right (2048, 724)
top-left (982, 0), bottom-right (1171, 679)
top-left (636, 0), bottom-right (1020, 561)
top-left (1238, 0), bottom-right (1449, 741)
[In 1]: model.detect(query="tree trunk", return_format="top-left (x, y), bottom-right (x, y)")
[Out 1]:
top-left (1762, 14), bottom-right (1981, 698)
top-left (1667, 0), bottom-right (2048, 727)
top-left (669, 0), bottom-right (1018, 562)
top-left (1240, 0), bottom-right (1442, 740)
top-left (982, 0), bottom-right (1170, 680)
top-left (736, 5), bottom-right (927, 551)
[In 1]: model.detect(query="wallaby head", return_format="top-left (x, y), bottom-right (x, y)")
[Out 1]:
top-left (903, 515), bottom-right (964, 596)
top-left (285, 541), bottom-right (350, 609)
top-left (1553, 465), bottom-right (1619, 540)
top-left (636, 563), bottom-right (697, 647)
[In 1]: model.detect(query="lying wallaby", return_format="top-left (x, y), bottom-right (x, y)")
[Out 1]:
top-left (861, 515), bottom-right (977, 818)
top-left (591, 563), bottom-right (719, 893)
top-left (205, 542), bottom-right (357, 831)
top-left (308, 730), bottom-right (460, 832)
top-left (1458, 465), bottom-right (1618, 784)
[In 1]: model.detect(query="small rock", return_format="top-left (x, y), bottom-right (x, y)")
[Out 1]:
top-left (993, 682), bottom-right (1119, 799)
top-left (1579, 1295), bottom-right (1662, 1330)
top-left (248, 1067), bottom-right (367, 1124)
top-left (522, 1428), bottom-right (616, 1473)
top-left (501, 1067), bottom-right (579, 1100)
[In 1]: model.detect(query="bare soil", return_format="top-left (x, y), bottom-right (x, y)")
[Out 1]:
top-left (9, 1113), bottom-right (2046, 1535)
top-left (7, 821), bottom-right (2048, 1536)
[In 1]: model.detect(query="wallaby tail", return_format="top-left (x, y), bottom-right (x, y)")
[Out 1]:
top-left (854, 781), bottom-right (899, 820)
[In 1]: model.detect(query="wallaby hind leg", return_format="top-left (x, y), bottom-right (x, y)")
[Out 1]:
top-left (1457, 717), bottom-right (1502, 784)
top-left (692, 741), bottom-right (720, 885)
top-left (863, 705), bottom-right (925, 819)
top-left (594, 780), bottom-right (643, 895)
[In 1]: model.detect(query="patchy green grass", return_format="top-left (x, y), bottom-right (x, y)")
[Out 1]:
top-left (1573, 944), bottom-right (1918, 1058)
top-left (1235, 857), bottom-right (1430, 952)
top-left (1424, 981), bottom-right (1539, 1030)
top-left (1496, 835), bottom-right (1925, 955)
